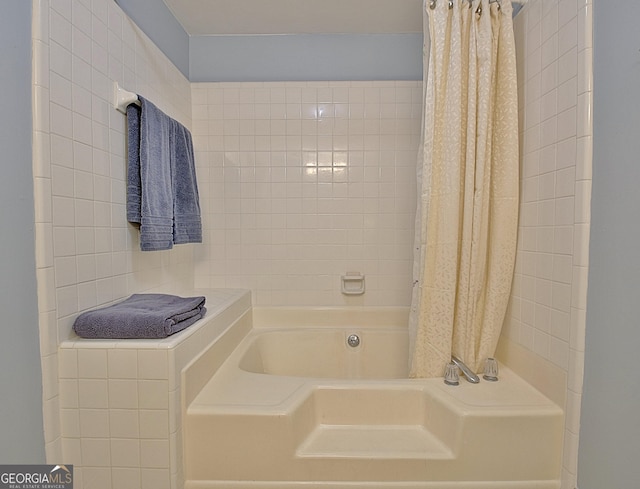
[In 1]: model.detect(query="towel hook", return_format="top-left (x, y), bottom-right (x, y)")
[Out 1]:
top-left (113, 81), bottom-right (140, 114)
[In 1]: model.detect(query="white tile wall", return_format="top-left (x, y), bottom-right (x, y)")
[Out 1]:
top-left (32, 0), bottom-right (197, 485)
top-left (191, 81), bottom-right (422, 307)
top-left (507, 1), bottom-right (592, 488)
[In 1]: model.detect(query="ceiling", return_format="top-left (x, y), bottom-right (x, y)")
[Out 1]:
top-left (162, 0), bottom-right (424, 36)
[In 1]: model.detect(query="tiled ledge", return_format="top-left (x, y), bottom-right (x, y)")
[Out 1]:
top-left (58, 289), bottom-right (251, 489)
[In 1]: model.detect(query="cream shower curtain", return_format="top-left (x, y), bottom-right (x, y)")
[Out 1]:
top-left (409, 0), bottom-right (519, 378)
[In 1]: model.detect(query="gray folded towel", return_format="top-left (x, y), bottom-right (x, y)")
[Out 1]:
top-left (73, 294), bottom-right (206, 339)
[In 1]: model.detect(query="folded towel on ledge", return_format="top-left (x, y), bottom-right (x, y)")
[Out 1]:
top-left (73, 294), bottom-right (206, 339)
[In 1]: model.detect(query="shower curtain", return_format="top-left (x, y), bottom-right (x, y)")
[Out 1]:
top-left (409, 0), bottom-right (519, 378)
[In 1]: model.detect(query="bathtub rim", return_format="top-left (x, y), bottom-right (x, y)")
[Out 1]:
top-left (251, 305), bottom-right (410, 330)
top-left (190, 319), bottom-right (566, 414)
top-left (250, 305), bottom-right (569, 409)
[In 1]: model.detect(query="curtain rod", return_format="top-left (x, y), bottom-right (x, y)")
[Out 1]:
top-left (428, 0), bottom-right (528, 16)
top-left (429, 0), bottom-right (528, 6)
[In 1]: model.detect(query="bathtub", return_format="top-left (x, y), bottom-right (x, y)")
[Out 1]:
top-left (239, 329), bottom-right (409, 379)
top-left (184, 308), bottom-right (564, 489)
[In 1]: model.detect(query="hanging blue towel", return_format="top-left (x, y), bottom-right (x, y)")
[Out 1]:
top-left (127, 97), bottom-right (173, 250)
top-left (126, 103), bottom-right (142, 224)
top-left (171, 119), bottom-right (202, 244)
top-left (126, 96), bottom-right (202, 250)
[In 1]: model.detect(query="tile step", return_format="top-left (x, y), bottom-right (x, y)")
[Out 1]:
top-left (296, 424), bottom-right (453, 459)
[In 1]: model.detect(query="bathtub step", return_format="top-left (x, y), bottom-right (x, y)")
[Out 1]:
top-left (297, 424), bottom-right (453, 459)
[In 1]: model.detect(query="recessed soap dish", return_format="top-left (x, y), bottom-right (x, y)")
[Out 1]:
top-left (341, 272), bottom-right (365, 295)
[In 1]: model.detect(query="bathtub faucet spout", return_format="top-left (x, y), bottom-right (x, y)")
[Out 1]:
top-left (451, 355), bottom-right (480, 384)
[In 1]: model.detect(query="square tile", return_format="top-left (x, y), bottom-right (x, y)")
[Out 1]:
top-left (111, 438), bottom-right (141, 468)
top-left (108, 379), bottom-right (138, 409)
top-left (140, 439), bottom-right (170, 469)
top-left (78, 349), bottom-right (108, 378)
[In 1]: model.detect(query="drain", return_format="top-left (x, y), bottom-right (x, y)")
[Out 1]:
top-left (347, 334), bottom-right (360, 347)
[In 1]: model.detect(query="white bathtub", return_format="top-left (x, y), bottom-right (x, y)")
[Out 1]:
top-left (184, 307), bottom-right (564, 489)
top-left (239, 328), bottom-right (409, 379)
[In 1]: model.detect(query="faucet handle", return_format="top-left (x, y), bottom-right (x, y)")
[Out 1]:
top-left (444, 362), bottom-right (460, 386)
top-left (483, 357), bottom-right (499, 381)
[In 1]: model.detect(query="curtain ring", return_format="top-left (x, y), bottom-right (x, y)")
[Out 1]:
top-left (429, 0), bottom-right (437, 10)
top-left (448, 0), bottom-right (454, 8)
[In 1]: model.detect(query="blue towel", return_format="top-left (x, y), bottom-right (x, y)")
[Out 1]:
top-left (171, 119), bottom-right (202, 244)
top-left (126, 103), bottom-right (142, 223)
top-left (127, 97), bottom-right (173, 250)
top-left (126, 96), bottom-right (201, 250)
top-left (73, 293), bottom-right (207, 339)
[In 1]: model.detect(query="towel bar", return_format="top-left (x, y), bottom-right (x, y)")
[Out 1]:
top-left (114, 81), bottom-right (140, 114)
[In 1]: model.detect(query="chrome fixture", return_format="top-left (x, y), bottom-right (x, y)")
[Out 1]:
top-left (444, 362), bottom-right (460, 386)
top-left (451, 355), bottom-right (480, 384)
top-left (347, 334), bottom-right (360, 348)
top-left (483, 357), bottom-right (499, 381)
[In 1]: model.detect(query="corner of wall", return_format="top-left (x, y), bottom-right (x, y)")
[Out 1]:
top-left (504, 0), bottom-right (593, 487)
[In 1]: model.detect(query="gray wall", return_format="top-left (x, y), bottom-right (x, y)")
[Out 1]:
top-left (0, 1), bottom-right (46, 463)
top-left (115, 0), bottom-right (423, 82)
top-left (115, 0), bottom-right (190, 78)
top-left (190, 33), bottom-right (423, 82)
top-left (578, 2), bottom-right (640, 487)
